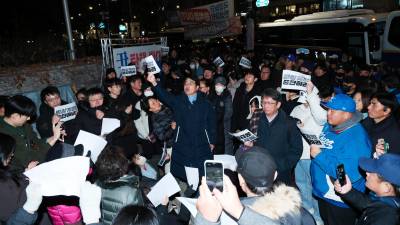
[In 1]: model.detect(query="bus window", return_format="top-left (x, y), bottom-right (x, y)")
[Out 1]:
top-left (346, 33), bottom-right (365, 64)
top-left (388, 17), bottom-right (400, 48)
top-left (367, 22), bottom-right (385, 52)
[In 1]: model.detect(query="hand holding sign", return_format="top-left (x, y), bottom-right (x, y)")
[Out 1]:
top-left (147, 72), bottom-right (157, 86)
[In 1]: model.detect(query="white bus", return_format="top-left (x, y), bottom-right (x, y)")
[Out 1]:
top-left (257, 9), bottom-right (400, 67)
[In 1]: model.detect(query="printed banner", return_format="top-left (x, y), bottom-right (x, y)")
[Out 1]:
top-left (184, 16), bottom-right (241, 40)
top-left (112, 45), bottom-right (162, 76)
top-left (54, 102), bottom-right (78, 122)
top-left (281, 70), bottom-right (311, 91)
top-left (178, 0), bottom-right (234, 26)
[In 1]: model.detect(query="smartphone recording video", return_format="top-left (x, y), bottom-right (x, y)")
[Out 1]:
top-left (336, 164), bottom-right (346, 186)
top-left (204, 160), bottom-right (224, 192)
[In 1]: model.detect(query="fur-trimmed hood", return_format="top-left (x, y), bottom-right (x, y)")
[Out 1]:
top-left (250, 184), bottom-right (302, 221)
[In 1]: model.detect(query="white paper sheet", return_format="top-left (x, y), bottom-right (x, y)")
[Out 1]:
top-left (101, 118), bottom-right (121, 136)
top-left (147, 173), bottom-right (181, 207)
top-left (214, 155), bottom-right (238, 171)
top-left (24, 156), bottom-right (90, 197)
top-left (185, 166), bottom-right (199, 190)
top-left (54, 102), bottom-right (78, 122)
top-left (177, 197), bottom-right (238, 225)
top-left (74, 130), bottom-right (108, 163)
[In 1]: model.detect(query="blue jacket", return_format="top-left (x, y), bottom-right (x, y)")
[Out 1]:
top-left (153, 84), bottom-right (216, 180)
top-left (311, 121), bottom-right (371, 208)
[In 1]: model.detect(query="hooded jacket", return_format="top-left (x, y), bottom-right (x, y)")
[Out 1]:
top-left (311, 112), bottom-right (372, 207)
top-left (194, 184), bottom-right (315, 225)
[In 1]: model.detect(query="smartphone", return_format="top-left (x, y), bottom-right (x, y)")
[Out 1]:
top-left (384, 141), bottom-right (390, 153)
top-left (336, 164), bottom-right (346, 186)
top-left (204, 160), bottom-right (224, 192)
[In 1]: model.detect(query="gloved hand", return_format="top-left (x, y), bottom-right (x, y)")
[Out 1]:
top-left (23, 182), bottom-right (43, 214)
top-left (79, 181), bottom-right (102, 224)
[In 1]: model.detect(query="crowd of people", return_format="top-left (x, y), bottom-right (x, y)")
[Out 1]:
top-left (0, 43), bottom-right (400, 225)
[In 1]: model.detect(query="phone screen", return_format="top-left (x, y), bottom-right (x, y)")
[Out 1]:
top-left (205, 161), bottom-right (224, 192)
top-left (336, 164), bottom-right (346, 186)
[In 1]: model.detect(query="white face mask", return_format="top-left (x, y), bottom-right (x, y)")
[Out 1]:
top-left (190, 63), bottom-right (196, 70)
top-left (144, 90), bottom-right (154, 97)
top-left (215, 85), bottom-right (225, 94)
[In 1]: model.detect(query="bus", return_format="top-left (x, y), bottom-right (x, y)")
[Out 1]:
top-left (256, 9), bottom-right (400, 67)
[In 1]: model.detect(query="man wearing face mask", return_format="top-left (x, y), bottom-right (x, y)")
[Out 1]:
top-left (333, 64), bottom-right (346, 94)
top-left (341, 76), bottom-right (357, 97)
top-left (209, 76), bottom-right (234, 155)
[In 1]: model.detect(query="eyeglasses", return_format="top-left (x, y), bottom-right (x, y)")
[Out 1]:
top-left (262, 101), bottom-right (277, 106)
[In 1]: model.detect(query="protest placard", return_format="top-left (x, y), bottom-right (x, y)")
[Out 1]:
top-left (239, 56), bottom-right (252, 69)
top-left (302, 133), bottom-right (323, 146)
top-left (229, 129), bottom-right (257, 142)
top-left (24, 156), bottom-right (90, 197)
top-left (120, 65), bottom-right (137, 77)
top-left (213, 56), bottom-right (225, 67)
top-left (144, 55), bottom-right (161, 73)
top-left (54, 102), bottom-right (78, 122)
top-left (74, 130), bottom-right (107, 163)
top-left (281, 70), bottom-right (311, 91)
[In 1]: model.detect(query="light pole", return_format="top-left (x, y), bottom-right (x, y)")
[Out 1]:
top-left (246, 0), bottom-right (255, 50)
top-left (62, 0), bottom-right (76, 60)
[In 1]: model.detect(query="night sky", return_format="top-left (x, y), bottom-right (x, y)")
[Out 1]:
top-left (0, 0), bottom-right (65, 37)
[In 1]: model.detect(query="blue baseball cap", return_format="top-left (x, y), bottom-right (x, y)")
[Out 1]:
top-left (322, 94), bottom-right (356, 113)
top-left (287, 54), bottom-right (297, 62)
top-left (359, 153), bottom-right (400, 186)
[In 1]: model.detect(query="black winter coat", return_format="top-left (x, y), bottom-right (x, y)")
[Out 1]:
top-left (255, 110), bottom-right (303, 184)
top-left (151, 106), bottom-right (175, 148)
top-left (153, 85), bottom-right (216, 180)
top-left (231, 83), bottom-right (261, 132)
top-left (362, 115), bottom-right (400, 155)
top-left (341, 189), bottom-right (400, 225)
